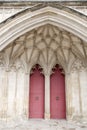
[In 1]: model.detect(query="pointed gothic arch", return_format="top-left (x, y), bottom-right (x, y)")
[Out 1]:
top-left (50, 64), bottom-right (66, 119)
top-left (0, 5), bottom-right (87, 51)
top-left (29, 64), bottom-right (45, 118)
top-left (0, 4), bottom-right (87, 121)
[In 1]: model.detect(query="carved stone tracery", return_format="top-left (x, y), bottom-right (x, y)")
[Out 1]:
top-left (0, 24), bottom-right (87, 74)
top-left (71, 59), bottom-right (86, 73)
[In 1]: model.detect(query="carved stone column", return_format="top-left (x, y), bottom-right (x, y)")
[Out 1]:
top-left (16, 69), bottom-right (25, 116)
top-left (0, 68), bottom-right (9, 120)
top-left (65, 72), bottom-right (72, 120)
top-left (7, 70), bottom-right (16, 118)
top-left (3, 70), bottom-right (9, 120)
top-left (79, 68), bottom-right (87, 119)
top-left (24, 72), bottom-right (30, 119)
top-left (44, 74), bottom-right (50, 119)
top-left (68, 59), bottom-right (85, 120)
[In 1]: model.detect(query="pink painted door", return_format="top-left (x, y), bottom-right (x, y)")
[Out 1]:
top-left (29, 65), bottom-right (44, 118)
top-left (50, 65), bottom-right (66, 119)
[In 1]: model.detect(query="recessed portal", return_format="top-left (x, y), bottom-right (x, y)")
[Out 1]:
top-left (50, 65), bottom-right (66, 119)
top-left (29, 64), bottom-right (44, 118)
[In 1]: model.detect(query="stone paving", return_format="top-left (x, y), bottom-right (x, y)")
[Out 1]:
top-left (0, 118), bottom-right (87, 130)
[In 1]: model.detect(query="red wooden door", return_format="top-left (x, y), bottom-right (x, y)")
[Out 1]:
top-left (50, 65), bottom-right (66, 119)
top-left (29, 65), bottom-right (44, 118)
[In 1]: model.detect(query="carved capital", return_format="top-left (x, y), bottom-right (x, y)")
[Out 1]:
top-left (71, 59), bottom-right (86, 73)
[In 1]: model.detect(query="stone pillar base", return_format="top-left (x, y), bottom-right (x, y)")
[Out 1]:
top-left (66, 114), bottom-right (73, 121)
top-left (44, 113), bottom-right (50, 119)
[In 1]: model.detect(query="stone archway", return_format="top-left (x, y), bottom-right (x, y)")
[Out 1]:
top-left (0, 5), bottom-right (87, 121)
top-left (0, 5), bottom-right (87, 51)
top-left (0, 23), bottom-right (87, 120)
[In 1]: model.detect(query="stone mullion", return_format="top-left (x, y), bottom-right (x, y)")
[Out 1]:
top-left (44, 74), bottom-right (50, 119)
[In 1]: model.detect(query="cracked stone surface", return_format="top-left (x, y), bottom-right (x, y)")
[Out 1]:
top-left (0, 119), bottom-right (87, 130)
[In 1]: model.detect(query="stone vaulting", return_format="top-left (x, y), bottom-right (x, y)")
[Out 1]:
top-left (0, 1), bottom-right (87, 130)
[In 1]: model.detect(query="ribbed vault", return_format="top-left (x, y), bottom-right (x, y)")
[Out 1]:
top-left (0, 24), bottom-right (87, 74)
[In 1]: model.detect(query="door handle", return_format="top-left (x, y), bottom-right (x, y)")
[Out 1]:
top-left (35, 97), bottom-right (39, 100)
top-left (56, 96), bottom-right (59, 100)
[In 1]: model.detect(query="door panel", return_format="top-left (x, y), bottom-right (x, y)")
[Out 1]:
top-left (29, 65), bottom-right (44, 118)
top-left (50, 65), bottom-right (66, 119)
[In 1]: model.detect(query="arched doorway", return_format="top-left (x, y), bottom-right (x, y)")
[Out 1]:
top-left (29, 64), bottom-right (45, 118)
top-left (50, 65), bottom-right (66, 119)
top-left (0, 2), bottom-right (87, 121)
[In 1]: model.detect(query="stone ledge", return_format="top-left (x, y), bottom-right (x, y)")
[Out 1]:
top-left (0, 1), bottom-right (87, 7)
top-left (0, 119), bottom-right (87, 130)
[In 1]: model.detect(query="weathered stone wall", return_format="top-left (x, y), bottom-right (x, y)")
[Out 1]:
top-left (0, 1), bottom-right (87, 122)
top-left (0, 60), bottom-right (87, 121)
top-left (0, 1), bottom-right (87, 23)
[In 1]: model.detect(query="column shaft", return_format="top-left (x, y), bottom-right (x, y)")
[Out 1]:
top-left (45, 75), bottom-right (50, 119)
top-left (24, 73), bottom-right (30, 118)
